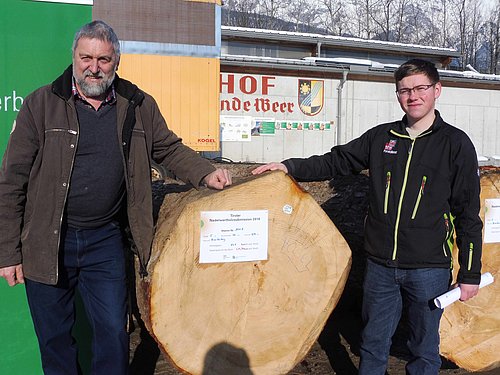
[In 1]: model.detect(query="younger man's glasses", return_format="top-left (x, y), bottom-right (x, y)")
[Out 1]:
top-left (396, 83), bottom-right (436, 97)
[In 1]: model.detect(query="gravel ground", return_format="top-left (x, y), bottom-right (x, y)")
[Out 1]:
top-left (128, 163), bottom-right (500, 375)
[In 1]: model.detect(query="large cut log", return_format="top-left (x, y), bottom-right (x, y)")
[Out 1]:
top-left (136, 171), bottom-right (352, 374)
top-left (440, 168), bottom-right (500, 371)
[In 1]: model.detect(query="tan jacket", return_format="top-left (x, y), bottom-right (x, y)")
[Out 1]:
top-left (0, 66), bottom-right (215, 284)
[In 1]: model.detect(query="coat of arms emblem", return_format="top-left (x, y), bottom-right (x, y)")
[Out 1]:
top-left (298, 79), bottom-right (324, 116)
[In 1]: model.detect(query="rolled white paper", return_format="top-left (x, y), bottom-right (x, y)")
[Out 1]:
top-left (434, 272), bottom-right (494, 309)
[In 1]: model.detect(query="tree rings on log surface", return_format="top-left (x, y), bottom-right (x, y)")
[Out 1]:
top-left (440, 168), bottom-right (500, 372)
top-left (136, 171), bottom-right (352, 374)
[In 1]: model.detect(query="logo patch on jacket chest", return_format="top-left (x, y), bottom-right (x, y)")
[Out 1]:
top-left (384, 139), bottom-right (398, 154)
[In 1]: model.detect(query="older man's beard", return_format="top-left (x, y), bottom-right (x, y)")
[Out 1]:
top-left (75, 69), bottom-right (116, 98)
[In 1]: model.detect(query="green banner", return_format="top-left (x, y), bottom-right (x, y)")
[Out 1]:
top-left (0, 1), bottom-right (91, 373)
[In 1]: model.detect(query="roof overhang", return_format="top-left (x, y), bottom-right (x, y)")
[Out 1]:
top-left (221, 55), bottom-right (500, 89)
top-left (222, 26), bottom-right (462, 59)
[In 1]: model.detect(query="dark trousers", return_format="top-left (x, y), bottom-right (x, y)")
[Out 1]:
top-left (25, 222), bottom-right (129, 375)
top-left (359, 258), bottom-right (451, 375)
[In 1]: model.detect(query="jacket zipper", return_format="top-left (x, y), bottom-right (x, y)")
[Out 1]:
top-left (392, 137), bottom-right (417, 260)
top-left (55, 110), bottom-right (79, 283)
top-left (121, 97), bottom-right (148, 277)
top-left (384, 171), bottom-right (391, 214)
top-left (468, 243), bottom-right (473, 271)
top-left (443, 213), bottom-right (455, 259)
top-left (443, 213), bottom-right (450, 257)
top-left (45, 128), bottom-right (77, 134)
top-left (411, 176), bottom-right (427, 219)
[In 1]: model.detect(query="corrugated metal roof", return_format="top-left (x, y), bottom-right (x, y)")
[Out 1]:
top-left (222, 26), bottom-right (461, 58)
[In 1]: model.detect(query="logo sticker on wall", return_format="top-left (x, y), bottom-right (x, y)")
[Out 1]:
top-left (298, 79), bottom-right (324, 116)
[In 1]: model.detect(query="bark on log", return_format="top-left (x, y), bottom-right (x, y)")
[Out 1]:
top-left (136, 171), bottom-right (352, 374)
top-left (440, 169), bottom-right (500, 371)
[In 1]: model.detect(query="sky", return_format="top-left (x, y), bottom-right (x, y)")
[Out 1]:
top-left (483, 0), bottom-right (498, 11)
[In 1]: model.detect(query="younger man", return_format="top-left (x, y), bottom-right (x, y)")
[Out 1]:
top-left (253, 59), bottom-right (482, 374)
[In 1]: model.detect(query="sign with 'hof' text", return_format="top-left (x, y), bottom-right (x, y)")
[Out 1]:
top-left (219, 73), bottom-right (335, 140)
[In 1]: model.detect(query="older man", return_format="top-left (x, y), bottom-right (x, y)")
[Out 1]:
top-left (0, 20), bottom-right (231, 374)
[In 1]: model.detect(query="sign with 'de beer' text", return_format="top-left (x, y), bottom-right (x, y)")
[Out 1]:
top-left (219, 73), bottom-right (334, 141)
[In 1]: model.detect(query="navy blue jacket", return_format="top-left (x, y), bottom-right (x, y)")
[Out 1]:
top-left (284, 111), bottom-right (482, 285)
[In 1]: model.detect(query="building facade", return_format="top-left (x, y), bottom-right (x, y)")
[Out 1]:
top-left (218, 26), bottom-right (500, 164)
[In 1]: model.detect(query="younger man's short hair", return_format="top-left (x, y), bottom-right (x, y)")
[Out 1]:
top-left (394, 59), bottom-right (440, 84)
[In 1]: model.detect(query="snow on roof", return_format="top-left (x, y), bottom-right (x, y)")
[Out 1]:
top-left (303, 57), bottom-right (386, 69)
top-left (222, 54), bottom-right (500, 83)
top-left (222, 26), bottom-right (461, 57)
top-left (437, 68), bottom-right (500, 81)
top-left (223, 54), bottom-right (316, 66)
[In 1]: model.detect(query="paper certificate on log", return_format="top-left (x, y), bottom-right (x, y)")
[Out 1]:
top-left (199, 210), bottom-right (268, 263)
top-left (434, 272), bottom-right (494, 309)
top-left (484, 199), bottom-right (500, 243)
